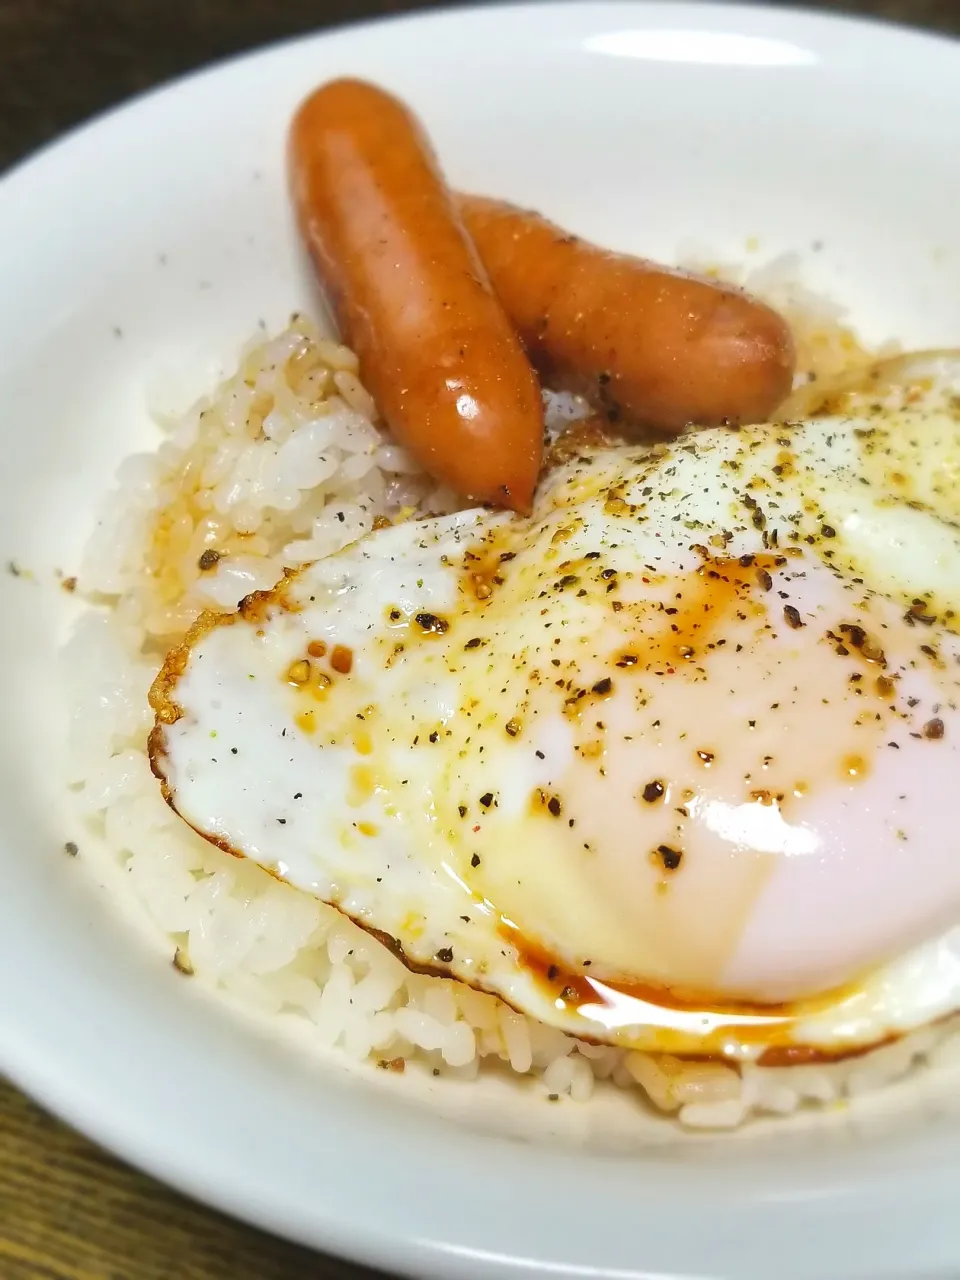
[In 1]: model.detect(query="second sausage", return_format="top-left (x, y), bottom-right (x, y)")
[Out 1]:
top-left (459, 194), bottom-right (796, 432)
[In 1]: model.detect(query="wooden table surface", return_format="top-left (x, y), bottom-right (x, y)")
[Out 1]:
top-left (1, 1), bottom-right (958, 1277)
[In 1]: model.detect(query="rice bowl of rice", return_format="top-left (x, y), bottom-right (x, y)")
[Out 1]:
top-left (3, 4), bottom-right (960, 1277)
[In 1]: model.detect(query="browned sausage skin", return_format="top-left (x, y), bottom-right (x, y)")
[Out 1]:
top-left (458, 194), bottom-right (796, 432)
top-left (289, 80), bottom-right (544, 512)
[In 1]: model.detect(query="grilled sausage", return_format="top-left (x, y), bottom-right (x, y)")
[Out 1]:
top-left (458, 194), bottom-right (796, 431)
top-left (289, 81), bottom-right (544, 511)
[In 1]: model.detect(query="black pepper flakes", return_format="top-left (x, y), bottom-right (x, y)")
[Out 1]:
top-left (656, 844), bottom-right (683, 871)
top-left (198, 548), bottom-right (221, 571)
top-left (783, 605), bottom-right (804, 629)
top-left (547, 796), bottom-right (562, 817)
top-left (415, 612), bottom-right (449, 634)
top-left (63, 841), bottom-right (79, 857)
top-left (479, 792), bottom-right (495, 808)
top-left (641, 781), bottom-right (665, 803)
top-left (839, 623), bottom-right (866, 649)
top-left (923, 718), bottom-right (945, 740)
top-left (436, 947), bottom-right (454, 963)
top-left (906, 602), bottom-right (937, 627)
top-left (592, 677), bottom-right (613, 695)
top-left (471, 853), bottom-right (481, 867)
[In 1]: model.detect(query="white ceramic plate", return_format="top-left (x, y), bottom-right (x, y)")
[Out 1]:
top-left (2, 4), bottom-right (960, 1276)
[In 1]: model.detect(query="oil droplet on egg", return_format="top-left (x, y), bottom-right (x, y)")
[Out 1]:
top-left (348, 763), bottom-right (377, 807)
top-left (286, 658), bottom-right (311, 686)
top-left (841, 753), bottom-right (870, 780)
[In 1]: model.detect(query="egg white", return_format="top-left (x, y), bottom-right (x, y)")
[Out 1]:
top-left (151, 376), bottom-right (960, 1061)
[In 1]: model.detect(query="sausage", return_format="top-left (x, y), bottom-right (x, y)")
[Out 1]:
top-left (458, 195), bottom-right (796, 432)
top-left (288, 80), bottom-right (544, 512)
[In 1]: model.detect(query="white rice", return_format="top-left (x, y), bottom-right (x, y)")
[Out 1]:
top-left (63, 301), bottom-right (957, 1131)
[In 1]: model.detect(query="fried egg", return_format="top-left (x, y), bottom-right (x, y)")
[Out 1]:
top-left (150, 359), bottom-right (960, 1063)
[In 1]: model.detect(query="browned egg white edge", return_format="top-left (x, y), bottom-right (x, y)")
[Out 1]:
top-left (147, 572), bottom-right (536, 994)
